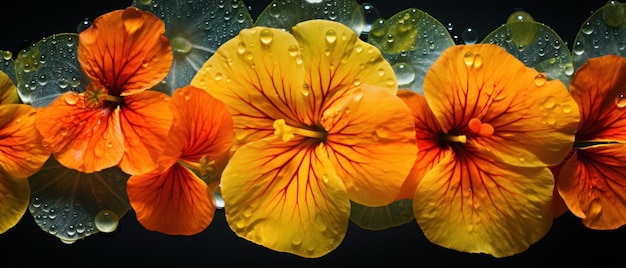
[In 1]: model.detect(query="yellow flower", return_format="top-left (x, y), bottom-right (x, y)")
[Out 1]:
top-left (191, 20), bottom-right (417, 257)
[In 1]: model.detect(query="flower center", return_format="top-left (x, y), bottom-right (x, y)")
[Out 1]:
top-left (178, 156), bottom-right (217, 181)
top-left (83, 84), bottom-right (123, 109)
top-left (273, 119), bottom-right (326, 142)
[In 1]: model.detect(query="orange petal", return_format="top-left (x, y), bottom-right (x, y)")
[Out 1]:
top-left (34, 92), bottom-right (124, 173)
top-left (322, 85), bottom-right (416, 207)
top-left (423, 44), bottom-right (579, 167)
top-left (127, 164), bottom-right (214, 235)
top-left (292, 20), bottom-right (398, 121)
top-left (558, 144), bottom-right (626, 230)
top-left (569, 55), bottom-right (626, 142)
top-left (118, 91), bottom-right (173, 175)
top-left (414, 153), bottom-right (553, 257)
top-left (166, 86), bottom-right (233, 171)
top-left (78, 7), bottom-right (172, 96)
top-left (396, 90), bottom-right (450, 199)
top-left (0, 173), bottom-right (29, 234)
top-left (0, 104), bottom-right (50, 177)
top-left (191, 26), bottom-right (307, 148)
top-left (0, 71), bottom-right (19, 105)
top-left (547, 148), bottom-right (575, 218)
top-left (221, 138), bottom-right (350, 258)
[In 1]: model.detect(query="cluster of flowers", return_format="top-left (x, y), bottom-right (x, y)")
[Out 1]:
top-left (1, 0), bottom-right (625, 259)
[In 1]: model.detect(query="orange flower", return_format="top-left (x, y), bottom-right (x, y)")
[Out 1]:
top-left (191, 20), bottom-right (417, 257)
top-left (556, 55), bottom-right (626, 230)
top-left (0, 71), bottom-right (50, 233)
top-left (34, 7), bottom-right (173, 175)
top-left (400, 44), bottom-right (579, 257)
top-left (127, 86), bottom-right (233, 235)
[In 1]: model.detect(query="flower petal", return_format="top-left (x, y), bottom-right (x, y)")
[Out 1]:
top-left (0, 173), bottom-right (29, 234)
top-left (165, 86), bottom-right (233, 179)
top-left (127, 164), bottom-right (214, 235)
top-left (34, 92), bottom-right (123, 173)
top-left (118, 91), bottom-right (173, 175)
top-left (221, 138), bottom-right (350, 258)
top-left (396, 89), bottom-right (450, 199)
top-left (78, 7), bottom-right (172, 96)
top-left (0, 104), bottom-right (50, 177)
top-left (414, 153), bottom-right (553, 257)
top-left (0, 71), bottom-right (19, 105)
top-left (558, 144), bottom-right (626, 230)
top-left (322, 85), bottom-right (416, 207)
top-left (569, 55), bottom-right (626, 142)
top-left (292, 20), bottom-right (397, 121)
top-left (191, 26), bottom-right (307, 148)
top-left (423, 44), bottom-right (579, 167)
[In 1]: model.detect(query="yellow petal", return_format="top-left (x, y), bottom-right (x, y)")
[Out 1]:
top-left (558, 144), bottom-right (626, 230)
top-left (221, 138), bottom-right (350, 258)
top-left (0, 104), bottom-right (50, 177)
top-left (424, 44), bottom-right (579, 167)
top-left (127, 164), bottom-right (215, 235)
top-left (191, 26), bottom-right (307, 148)
top-left (292, 20), bottom-right (398, 121)
top-left (323, 85), bottom-right (417, 207)
top-left (0, 173), bottom-right (29, 234)
top-left (0, 71), bottom-right (19, 105)
top-left (118, 91), bottom-right (173, 175)
top-left (414, 153), bottom-right (553, 257)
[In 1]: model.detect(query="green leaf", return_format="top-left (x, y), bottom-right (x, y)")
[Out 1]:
top-left (481, 21), bottom-right (574, 89)
top-left (28, 157), bottom-right (130, 243)
top-left (255, 0), bottom-right (364, 35)
top-left (572, 1), bottom-right (626, 70)
top-left (367, 8), bottom-right (455, 94)
top-left (14, 34), bottom-right (87, 108)
top-left (350, 199), bottom-right (414, 231)
top-left (134, 0), bottom-right (254, 95)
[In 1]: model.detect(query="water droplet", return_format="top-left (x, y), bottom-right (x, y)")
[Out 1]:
top-left (392, 63), bottom-right (415, 86)
top-left (562, 103), bottom-right (573, 113)
top-left (463, 51), bottom-right (474, 66)
top-left (616, 92), bottom-right (626, 108)
top-left (534, 73), bottom-right (547, 86)
top-left (325, 29), bottom-right (337, 44)
top-left (461, 27), bottom-right (478, 44)
top-left (302, 83), bottom-right (310, 96)
top-left (473, 53), bottom-right (483, 68)
top-left (543, 96), bottom-right (556, 109)
top-left (214, 72), bottom-right (223, 81)
top-left (95, 210), bottom-right (119, 233)
top-left (288, 45), bottom-right (299, 57)
top-left (64, 93), bottom-right (79, 105)
top-left (259, 28), bottom-right (274, 45)
top-left (352, 88), bottom-right (363, 101)
top-left (237, 42), bottom-right (246, 54)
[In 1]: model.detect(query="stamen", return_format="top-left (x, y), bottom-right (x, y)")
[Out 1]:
top-left (444, 134), bottom-right (467, 143)
top-left (105, 95), bottom-right (124, 103)
top-left (178, 156), bottom-right (216, 178)
top-left (273, 119), bottom-right (325, 142)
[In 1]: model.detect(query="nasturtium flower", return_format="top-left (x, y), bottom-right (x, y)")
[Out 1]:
top-left (127, 85), bottom-right (233, 235)
top-left (0, 71), bottom-right (50, 234)
top-left (191, 19), bottom-right (417, 257)
top-left (34, 7), bottom-right (174, 175)
top-left (556, 55), bottom-right (626, 230)
top-left (400, 44), bottom-right (579, 257)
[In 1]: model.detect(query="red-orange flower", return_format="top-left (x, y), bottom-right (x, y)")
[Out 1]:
top-left (556, 55), bottom-right (626, 230)
top-left (191, 20), bottom-right (417, 257)
top-left (34, 7), bottom-right (173, 175)
top-left (127, 86), bottom-right (233, 235)
top-left (400, 44), bottom-right (579, 257)
top-left (0, 71), bottom-right (50, 233)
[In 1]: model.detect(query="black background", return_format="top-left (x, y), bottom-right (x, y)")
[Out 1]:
top-left (2, 0), bottom-right (625, 267)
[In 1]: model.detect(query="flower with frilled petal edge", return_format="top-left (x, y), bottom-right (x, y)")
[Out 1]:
top-left (190, 19), bottom-right (417, 257)
top-left (34, 7), bottom-right (173, 175)
top-left (555, 55), bottom-right (626, 230)
top-left (127, 85), bottom-right (233, 235)
top-left (0, 71), bottom-right (51, 233)
top-left (398, 44), bottom-right (579, 257)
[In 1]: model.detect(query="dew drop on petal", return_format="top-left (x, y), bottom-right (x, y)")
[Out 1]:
top-left (302, 83), bottom-right (310, 96)
top-left (472, 53), bottom-right (483, 68)
top-left (352, 87), bottom-right (363, 101)
top-left (543, 96), bottom-right (556, 109)
top-left (95, 210), bottom-right (119, 233)
top-left (259, 28), bottom-right (274, 45)
top-left (288, 44), bottom-right (299, 57)
top-left (562, 103), bottom-right (572, 113)
top-left (325, 29), bottom-right (338, 44)
top-left (616, 93), bottom-right (626, 108)
top-left (534, 73), bottom-right (547, 87)
top-left (463, 52), bottom-right (474, 66)
top-left (64, 93), bottom-right (79, 105)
